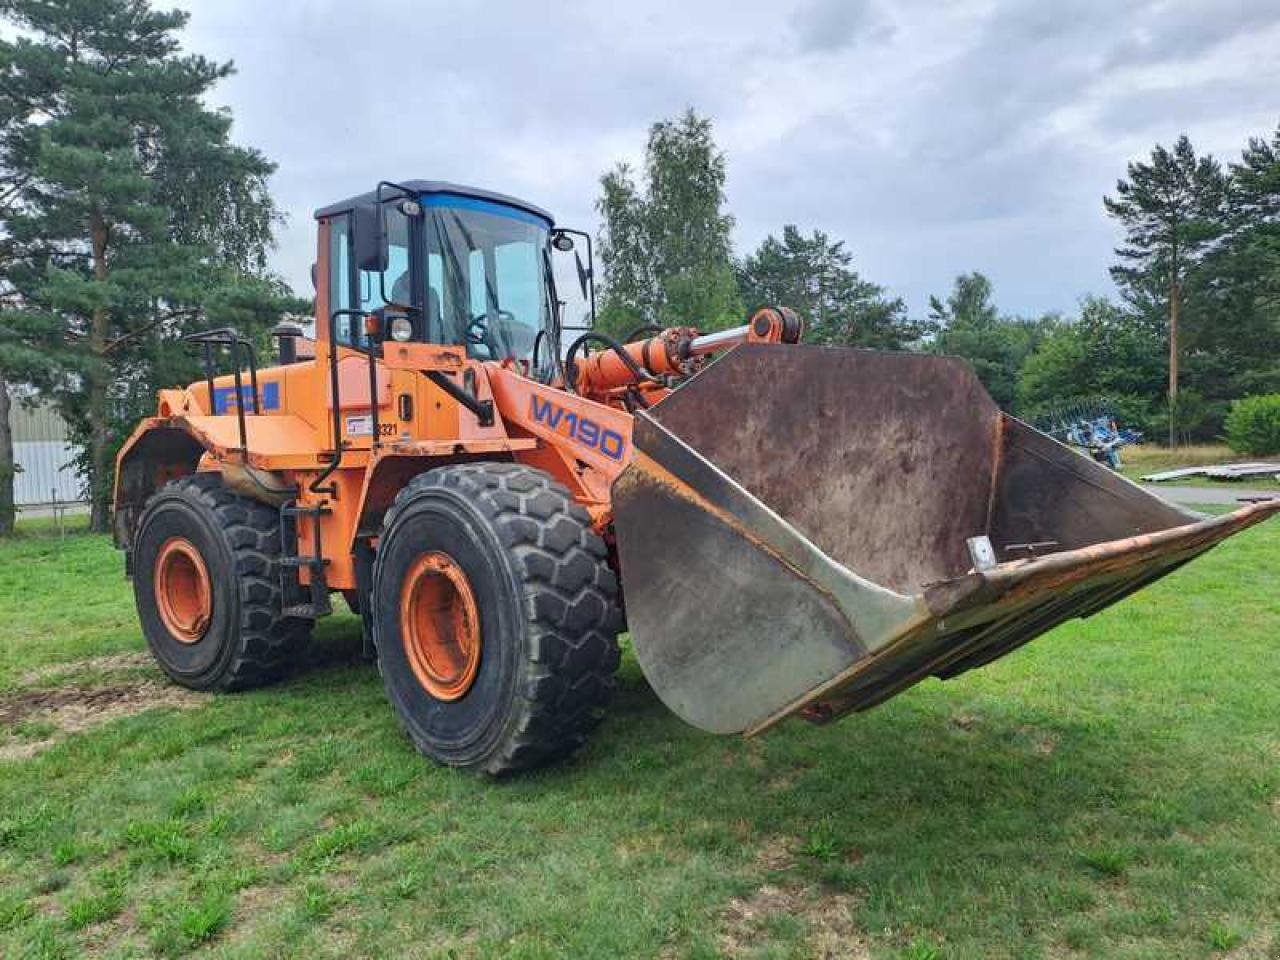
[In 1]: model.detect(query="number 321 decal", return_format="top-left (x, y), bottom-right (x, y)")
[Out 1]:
top-left (345, 415), bottom-right (395, 438)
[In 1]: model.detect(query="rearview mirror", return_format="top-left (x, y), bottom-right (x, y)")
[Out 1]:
top-left (352, 202), bottom-right (387, 272)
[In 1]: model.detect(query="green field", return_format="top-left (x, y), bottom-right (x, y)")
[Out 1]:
top-left (1, 515), bottom-right (1278, 959)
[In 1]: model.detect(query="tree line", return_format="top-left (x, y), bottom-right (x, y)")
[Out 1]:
top-left (597, 111), bottom-right (1280, 447)
top-left (1, 3), bottom-right (1276, 537)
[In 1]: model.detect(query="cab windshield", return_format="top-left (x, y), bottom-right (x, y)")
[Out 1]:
top-left (421, 197), bottom-right (553, 366)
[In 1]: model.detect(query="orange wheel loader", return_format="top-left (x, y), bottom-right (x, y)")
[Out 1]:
top-left (112, 180), bottom-right (1280, 774)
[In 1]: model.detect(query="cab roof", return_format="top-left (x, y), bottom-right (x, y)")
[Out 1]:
top-left (313, 180), bottom-right (554, 225)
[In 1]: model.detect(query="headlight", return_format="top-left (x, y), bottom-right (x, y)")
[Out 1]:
top-left (389, 316), bottom-right (414, 342)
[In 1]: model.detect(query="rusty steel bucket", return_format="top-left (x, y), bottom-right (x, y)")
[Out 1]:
top-left (612, 344), bottom-right (1280, 735)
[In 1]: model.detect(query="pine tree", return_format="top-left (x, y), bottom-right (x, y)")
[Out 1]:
top-left (738, 225), bottom-right (921, 349)
top-left (0, 0), bottom-right (289, 532)
top-left (1197, 122), bottom-right (1280, 397)
top-left (0, 29), bottom-right (56, 535)
top-left (1104, 135), bottom-right (1228, 445)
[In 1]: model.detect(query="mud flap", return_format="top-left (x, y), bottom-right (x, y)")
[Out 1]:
top-left (612, 344), bottom-right (1280, 735)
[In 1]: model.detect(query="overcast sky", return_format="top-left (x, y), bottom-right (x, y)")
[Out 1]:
top-left (171, 0), bottom-right (1280, 320)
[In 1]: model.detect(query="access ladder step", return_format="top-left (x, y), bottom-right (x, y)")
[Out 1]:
top-left (279, 555), bottom-right (330, 570)
top-left (283, 598), bottom-right (333, 620)
top-left (278, 499), bottom-right (334, 622)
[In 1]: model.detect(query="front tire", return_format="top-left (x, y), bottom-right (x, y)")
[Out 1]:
top-left (373, 463), bottom-right (622, 775)
top-left (132, 474), bottom-right (311, 690)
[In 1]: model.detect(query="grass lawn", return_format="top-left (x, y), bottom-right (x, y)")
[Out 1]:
top-left (1, 514), bottom-right (1278, 959)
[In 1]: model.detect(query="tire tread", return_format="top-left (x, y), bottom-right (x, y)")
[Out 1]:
top-left (141, 474), bottom-right (310, 690)
top-left (379, 463), bottom-right (621, 774)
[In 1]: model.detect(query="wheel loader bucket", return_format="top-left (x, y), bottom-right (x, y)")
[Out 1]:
top-left (612, 344), bottom-right (1280, 736)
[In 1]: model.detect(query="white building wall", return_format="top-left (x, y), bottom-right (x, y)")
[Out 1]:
top-left (7, 396), bottom-right (87, 507)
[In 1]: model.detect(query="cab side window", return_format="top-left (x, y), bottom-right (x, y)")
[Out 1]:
top-left (327, 208), bottom-right (412, 350)
top-left (327, 214), bottom-right (367, 349)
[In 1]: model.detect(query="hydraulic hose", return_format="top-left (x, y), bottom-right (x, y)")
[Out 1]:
top-left (564, 330), bottom-right (659, 395)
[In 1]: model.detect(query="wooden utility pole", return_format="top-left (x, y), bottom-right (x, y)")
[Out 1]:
top-left (1166, 229), bottom-right (1182, 450)
top-left (1168, 278), bottom-right (1179, 449)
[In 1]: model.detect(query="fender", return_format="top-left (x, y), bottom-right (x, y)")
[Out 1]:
top-left (112, 423), bottom-right (206, 552)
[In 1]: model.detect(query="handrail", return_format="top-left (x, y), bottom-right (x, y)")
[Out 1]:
top-left (310, 309), bottom-right (368, 496)
top-left (365, 313), bottom-right (385, 451)
top-left (183, 327), bottom-right (261, 456)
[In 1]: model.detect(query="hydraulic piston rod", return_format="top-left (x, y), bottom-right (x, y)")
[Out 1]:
top-left (572, 307), bottom-right (803, 396)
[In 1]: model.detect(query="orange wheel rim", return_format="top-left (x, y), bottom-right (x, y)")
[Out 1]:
top-left (400, 551), bottom-right (482, 701)
top-left (154, 536), bottom-right (212, 644)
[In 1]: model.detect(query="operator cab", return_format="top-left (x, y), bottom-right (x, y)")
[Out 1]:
top-left (314, 181), bottom-right (592, 379)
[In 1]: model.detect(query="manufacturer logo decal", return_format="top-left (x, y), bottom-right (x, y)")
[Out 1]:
top-left (213, 381), bottom-right (280, 414)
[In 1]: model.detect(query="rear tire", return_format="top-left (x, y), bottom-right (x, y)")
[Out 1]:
top-left (373, 463), bottom-right (622, 775)
top-left (132, 473), bottom-right (312, 690)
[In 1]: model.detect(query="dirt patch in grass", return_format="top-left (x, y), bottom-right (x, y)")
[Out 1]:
top-left (1018, 725), bottom-right (1060, 756)
top-left (767, 772), bottom-right (797, 792)
top-left (720, 883), bottom-right (867, 959)
top-left (78, 902), bottom-right (140, 959)
top-left (1034, 734), bottom-right (1060, 756)
top-left (18, 651), bottom-right (153, 686)
top-left (753, 835), bottom-right (797, 872)
top-left (0, 680), bottom-right (204, 760)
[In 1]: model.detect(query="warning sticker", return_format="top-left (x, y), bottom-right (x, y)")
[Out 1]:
top-left (345, 414), bottom-right (373, 436)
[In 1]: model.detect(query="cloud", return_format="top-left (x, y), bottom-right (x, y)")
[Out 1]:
top-left (170, 0), bottom-right (1280, 319)
top-left (1103, 0), bottom-right (1280, 68)
top-left (791, 0), bottom-right (893, 53)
